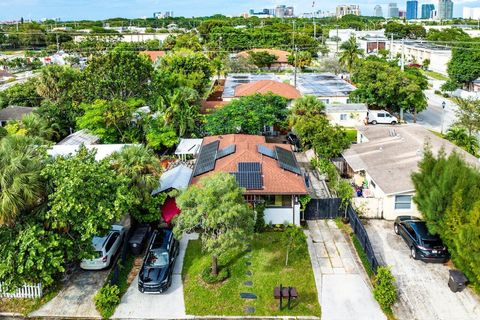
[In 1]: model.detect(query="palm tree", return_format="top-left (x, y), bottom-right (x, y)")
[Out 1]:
top-left (338, 35), bottom-right (364, 74)
top-left (445, 127), bottom-right (479, 156)
top-left (289, 95), bottom-right (326, 127)
top-left (161, 87), bottom-right (200, 137)
top-left (21, 113), bottom-right (59, 141)
top-left (0, 135), bottom-right (47, 225)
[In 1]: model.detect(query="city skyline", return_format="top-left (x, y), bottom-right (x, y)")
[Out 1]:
top-left (0, 0), bottom-right (477, 21)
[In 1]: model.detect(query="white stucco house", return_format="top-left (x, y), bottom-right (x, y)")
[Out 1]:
top-left (342, 124), bottom-right (480, 220)
top-left (190, 134), bottom-right (307, 226)
top-left (325, 103), bottom-right (368, 127)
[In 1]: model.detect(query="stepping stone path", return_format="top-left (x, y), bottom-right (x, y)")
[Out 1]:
top-left (242, 243), bottom-right (256, 315)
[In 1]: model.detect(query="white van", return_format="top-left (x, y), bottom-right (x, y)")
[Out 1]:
top-left (367, 110), bottom-right (398, 125)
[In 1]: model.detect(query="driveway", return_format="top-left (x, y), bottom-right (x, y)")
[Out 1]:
top-left (365, 219), bottom-right (480, 320)
top-left (112, 233), bottom-right (198, 320)
top-left (30, 269), bottom-right (108, 319)
top-left (305, 220), bottom-right (385, 320)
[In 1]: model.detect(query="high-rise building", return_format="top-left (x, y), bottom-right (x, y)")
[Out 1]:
top-left (463, 7), bottom-right (480, 19)
top-left (438, 0), bottom-right (453, 19)
top-left (388, 3), bottom-right (399, 18)
top-left (399, 9), bottom-right (406, 18)
top-left (406, 1), bottom-right (418, 19)
top-left (421, 4), bottom-right (435, 19)
top-left (374, 5), bottom-right (383, 17)
top-left (335, 5), bottom-right (361, 18)
top-left (285, 6), bottom-right (295, 17)
top-left (275, 5), bottom-right (286, 18)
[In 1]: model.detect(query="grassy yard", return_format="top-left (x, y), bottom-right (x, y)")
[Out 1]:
top-left (345, 128), bottom-right (357, 143)
top-left (422, 70), bottom-right (449, 81)
top-left (182, 231), bottom-right (320, 317)
top-left (0, 284), bottom-right (61, 316)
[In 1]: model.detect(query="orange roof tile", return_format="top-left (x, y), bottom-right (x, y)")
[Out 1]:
top-left (237, 49), bottom-right (291, 64)
top-left (191, 134), bottom-right (307, 195)
top-left (142, 50), bottom-right (166, 62)
top-left (200, 100), bottom-right (230, 114)
top-left (234, 80), bottom-right (301, 100)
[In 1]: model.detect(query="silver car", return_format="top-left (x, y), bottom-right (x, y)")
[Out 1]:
top-left (80, 225), bottom-right (125, 270)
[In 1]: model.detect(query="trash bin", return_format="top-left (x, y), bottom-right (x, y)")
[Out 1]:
top-left (128, 224), bottom-right (151, 255)
top-left (448, 270), bottom-right (468, 293)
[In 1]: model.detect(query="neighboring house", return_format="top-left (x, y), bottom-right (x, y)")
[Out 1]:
top-left (237, 49), bottom-right (291, 69)
top-left (0, 106), bottom-right (34, 126)
top-left (190, 134), bottom-right (307, 225)
top-left (342, 124), bottom-right (480, 220)
top-left (174, 138), bottom-right (203, 160)
top-left (222, 73), bottom-right (280, 100)
top-left (325, 103), bottom-right (368, 127)
top-left (231, 80), bottom-right (301, 102)
top-left (48, 144), bottom-right (134, 161)
top-left (57, 129), bottom-right (100, 145)
top-left (152, 163), bottom-right (193, 224)
top-left (142, 50), bottom-right (166, 64)
top-left (296, 73), bottom-right (356, 104)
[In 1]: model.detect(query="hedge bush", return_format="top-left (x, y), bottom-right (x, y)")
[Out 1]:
top-left (373, 267), bottom-right (398, 313)
top-left (94, 284), bottom-right (120, 319)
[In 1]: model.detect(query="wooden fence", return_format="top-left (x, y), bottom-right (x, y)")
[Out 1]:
top-left (0, 282), bottom-right (43, 299)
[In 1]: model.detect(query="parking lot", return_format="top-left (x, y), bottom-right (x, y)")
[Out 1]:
top-left (365, 219), bottom-right (480, 320)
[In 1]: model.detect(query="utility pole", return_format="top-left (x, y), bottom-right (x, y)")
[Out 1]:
top-left (389, 33), bottom-right (393, 60)
top-left (401, 37), bottom-right (405, 71)
top-left (294, 45), bottom-right (298, 88)
top-left (56, 34), bottom-right (60, 52)
top-left (336, 25), bottom-right (339, 54)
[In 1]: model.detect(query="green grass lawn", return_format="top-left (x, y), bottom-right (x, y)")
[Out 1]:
top-left (422, 70), bottom-right (449, 81)
top-left (345, 128), bottom-right (357, 143)
top-left (182, 231), bottom-right (321, 317)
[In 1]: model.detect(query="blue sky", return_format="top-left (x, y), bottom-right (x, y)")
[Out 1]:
top-left (0, 0), bottom-right (477, 21)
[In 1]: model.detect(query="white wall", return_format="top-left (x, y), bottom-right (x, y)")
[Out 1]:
top-left (318, 96), bottom-right (350, 104)
top-left (327, 111), bottom-right (367, 127)
top-left (264, 204), bottom-right (300, 226)
top-left (388, 42), bottom-right (452, 75)
top-left (383, 193), bottom-right (421, 220)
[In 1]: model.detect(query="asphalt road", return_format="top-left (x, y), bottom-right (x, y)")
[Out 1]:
top-left (0, 71), bottom-right (38, 92)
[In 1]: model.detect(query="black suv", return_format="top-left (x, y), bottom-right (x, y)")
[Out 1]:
top-left (138, 229), bottom-right (179, 293)
top-left (394, 216), bottom-right (449, 263)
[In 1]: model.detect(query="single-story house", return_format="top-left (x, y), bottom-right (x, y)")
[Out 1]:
top-left (48, 144), bottom-right (135, 161)
top-left (296, 73), bottom-right (356, 104)
top-left (190, 134), bottom-right (307, 225)
top-left (237, 49), bottom-right (291, 69)
top-left (231, 80), bottom-right (301, 101)
top-left (152, 163), bottom-right (193, 224)
top-left (342, 124), bottom-right (480, 220)
top-left (222, 73), bottom-right (280, 100)
top-left (0, 106), bottom-right (35, 126)
top-left (325, 103), bottom-right (368, 127)
top-left (57, 129), bottom-right (100, 145)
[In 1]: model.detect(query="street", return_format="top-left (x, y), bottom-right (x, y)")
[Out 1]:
top-left (0, 71), bottom-right (38, 92)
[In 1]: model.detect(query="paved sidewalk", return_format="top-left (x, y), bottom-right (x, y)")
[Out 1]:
top-left (305, 220), bottom-right (385, 320)
top-left (112, 233), bottom-right (198, 320)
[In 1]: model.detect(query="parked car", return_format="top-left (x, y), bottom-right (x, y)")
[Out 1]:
top-left (80, 225), bottom-right (126, 270)
top-left (286, 132), bottom-right (301, 150)
top-left (367, 110), bottom-right (398, 125)
top-left (138, 229), bottom-right (179, 293)
top-left (394, 216), bottom-right (449, 263)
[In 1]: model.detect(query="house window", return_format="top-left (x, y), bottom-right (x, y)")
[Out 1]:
top-left (264, 195), bottom-right (292, 208)
top-left (340, 114), bottom-right (348, 121)
top-left (395, 195), bottom-right (412, 210)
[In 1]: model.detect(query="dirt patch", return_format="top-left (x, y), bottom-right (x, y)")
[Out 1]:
top-left (127, 257), bottom-right (143, 285)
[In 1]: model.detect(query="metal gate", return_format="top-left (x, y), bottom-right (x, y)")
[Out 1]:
top-left (304, 198), bottom-right (342, 220)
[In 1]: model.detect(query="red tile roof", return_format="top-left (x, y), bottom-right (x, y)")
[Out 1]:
top-left (191, 134), bottom-right (307, 195)
top-left (142, 51), bottom-right (166, 62)
top-left (237, 49), bottom-right (291, 64)
top-left (234, 80), bottom-right (301, 100)
top-left (200, 100), bottom-right (230, 114)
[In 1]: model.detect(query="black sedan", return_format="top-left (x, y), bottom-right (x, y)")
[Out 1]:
top-left (138, 229), bottom-right (179, 293)
top-left (394, 216), bottom-right (449, 263)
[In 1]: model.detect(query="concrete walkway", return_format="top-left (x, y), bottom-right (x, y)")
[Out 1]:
top-left (30, 269), bottom-right (109, 319)
top-left (305, 220), bottom-right (385, 320)
top-left (112, 233), bottom-right (198, 320)
top-left (295, 152), bottom-right (330, 199)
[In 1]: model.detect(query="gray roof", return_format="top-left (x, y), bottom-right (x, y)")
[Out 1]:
top-left (222, 73), bottom-right (280, 98)
top-left (174, 138), bottom-right (203, 155)
top-left (57, 129), bottom-right (100, 145)
top-left (326, 103), bottom-right (368, 113)
top-left (48, 144), bottom-right (134, 161)
top-left (152, 164), bottom-right (193, 195)
top-left (0, 106), bottom-right (34, 121)
top-left (296, 73), bottom-right (356, 98)
top-left (342, 124), bottom-right (480, 195)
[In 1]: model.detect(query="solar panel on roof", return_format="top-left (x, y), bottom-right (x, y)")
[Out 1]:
top-left (193, 140), bottom-right (219, 176)
top-left (232, 172), bottom-right (263, 190)
top-left (257, 145), bottom-right (277, 159)
top-left (275, 147), bottom-right (302, 175)
top-left (238, 162), bottom-right (261, 172)
top-left (216, 144), bottom-right (236, 159)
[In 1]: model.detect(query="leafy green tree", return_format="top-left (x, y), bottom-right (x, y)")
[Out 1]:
top-left (287, 51), bottom-right (312, 70)
top-left (225, 56), bottom-right (258, 73)
top-left (247, 51), bottom-right (278, 69)
top-left (5, 113), bottom-right (59, 141)
top-left (289, 95), bottom-right (325, 127)
top-left (0, 135), bottom-right (47, 225)
top-left (159, 87), bottom-right (201, 137)
top-left (427, 28), bottom-right (470, 42)
top-left (385, 22), bottom-right (426, 39)
top-left (42, 146), bottom-right (134, 254)
top-left (0, 79), bottom-right (41, 108)
top-left (453, 97), bottom-right (480, 137)
top-left (145, 119), bottom-right (179, 151)
top-left (338, 36), bottom-right (364, 73)
top-left (373, 267), bottom-right (398, 312)
top-left (35, 64), bottom-right (81, 104)
top-left (294, 115), bottom-right (350, 158)
top-left (109, 146), bottom-right (165, 223)
top-left (204, 93), bottom-right (288, 135)
top-left (174, 173), bottom-right (254, 275)
top-left (445, 127), bottom-right (479, 155)
top-left (36, 101), bottom-right (81, 140)
top-left (164, 32), bottom-right (202, 51)
top-left (77, 98), bottom-right (145, 143)
top-left (282, 225), bottom-right (307, 266)
top-left (447, 39), bottom-right (480, 89)
top-left (79, 50), bottom-right (153, 101)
